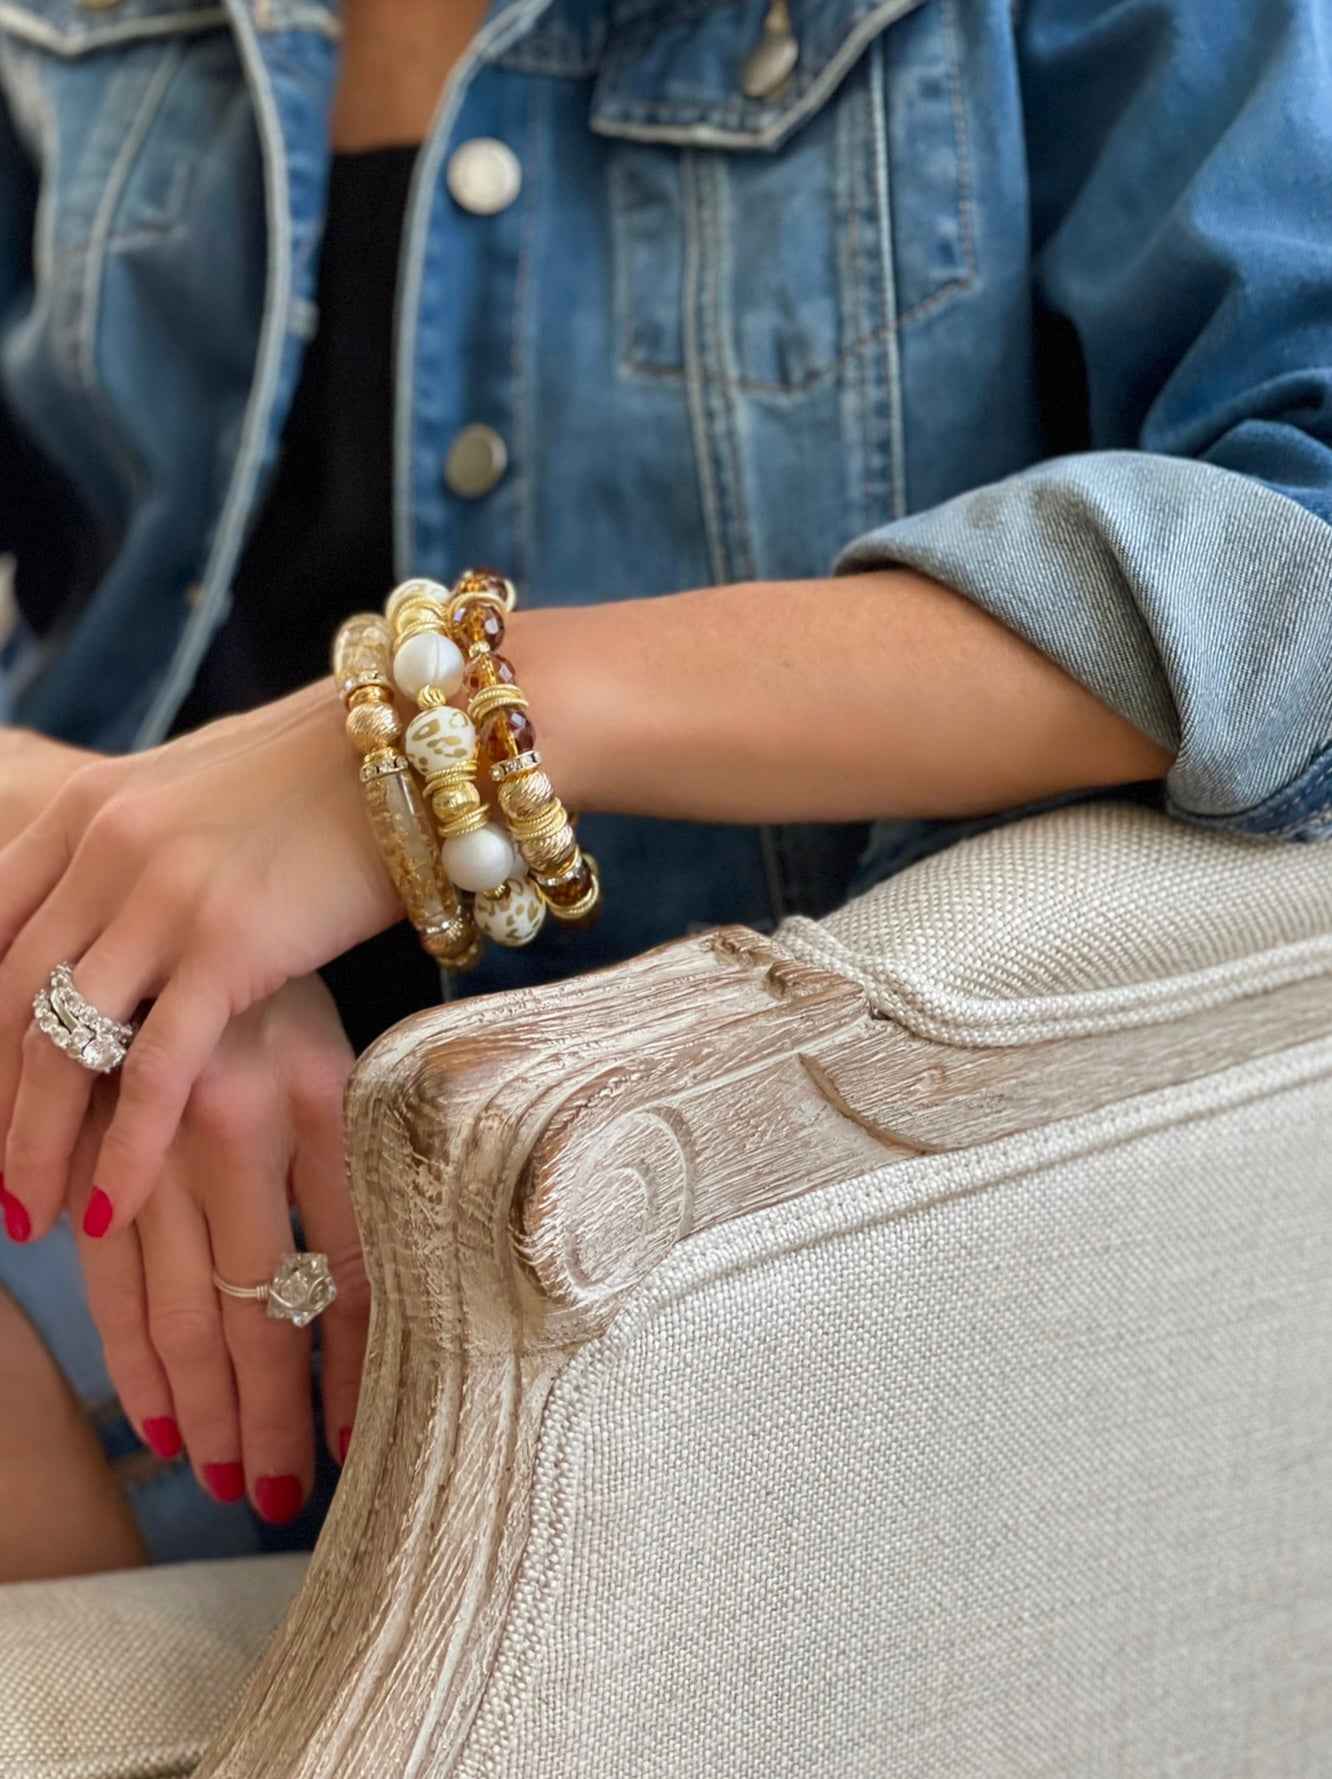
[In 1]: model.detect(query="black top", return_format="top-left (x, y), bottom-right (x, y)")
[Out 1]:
top-left (177, 148), bottom-right (439, 1049)
top-left (178, 147), bottom-right (416, 718)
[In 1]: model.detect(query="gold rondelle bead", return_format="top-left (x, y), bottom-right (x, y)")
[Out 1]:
top-left (521, 824), bottom-right (578, 871)
top-left (497, 770), bottom-right (555, 821)
top-left (345, 700), bottom-right (404, 753)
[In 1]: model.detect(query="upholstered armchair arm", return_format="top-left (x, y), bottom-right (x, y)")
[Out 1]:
top-left (195, 802), bottom-right (1332, 1779)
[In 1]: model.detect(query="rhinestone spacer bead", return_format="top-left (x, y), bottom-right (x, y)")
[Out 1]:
top-left (490, 749), bottom-right (543, 781)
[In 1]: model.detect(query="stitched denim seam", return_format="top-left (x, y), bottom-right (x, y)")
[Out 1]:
top-left (77, 42), bottom-right (183, 501)
top-left (251, 0), bottom-right (339, 36)
top-left (940, 0), bottom-right (975, 285)
top-left (609, 148), bottom-right (653, 379)
top-left (0, 3), bottom-right (228, 58)
top-left (511, 78), bottom-right (541, 595)
top-left (705, 154), bottom-right (755, 583)
top-left (842, 77), bottom-right (874, 538)
top-left (868, 37), bottom-right (905, 520)
top-left (590, 0), bottom-right (928, 149)
top-left (679, 149), bottom-right (727, 584)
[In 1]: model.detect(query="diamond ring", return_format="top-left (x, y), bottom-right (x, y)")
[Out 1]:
top-left (32, 963), bottom-right (138, 1075)
top-left (212, 1252), bottom-right (338, 1329)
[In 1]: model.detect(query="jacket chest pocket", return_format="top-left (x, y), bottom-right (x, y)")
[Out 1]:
top-left (594, 0), bottom-right (972, 395)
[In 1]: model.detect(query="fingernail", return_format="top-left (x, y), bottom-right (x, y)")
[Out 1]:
top-left (1, 1189), bottom-right (31, 1245)
top-left (203, 1461), bottom-right (246, 1504)
top-left (143, 1416), bottom-right (183, 1460)
top-left (82, 1188), bottom-right (113, 1240)
top-left (254, 1474), bottom-right (304, 1525)
top-left (337, 1426), bottom-right (352, 1466)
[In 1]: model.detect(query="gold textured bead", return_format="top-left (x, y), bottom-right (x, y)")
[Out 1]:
top-left (497, 769), bottom-right (555, 822)
top-left (520, 825), bottom-right (577, 871)
top-left (430, 927), bottom-right (486, 972)
top-left (345, 701), bottom-right (404, 754)
top-left (505, 799), bottom-right (571, 846)
top-left (468, 683), bottom-right (529, 728)
top-left (437, 802), bottom-right (493, 841)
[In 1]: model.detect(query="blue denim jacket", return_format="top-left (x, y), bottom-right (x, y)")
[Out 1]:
top-left (0, 0), bottom-right (1329, 971)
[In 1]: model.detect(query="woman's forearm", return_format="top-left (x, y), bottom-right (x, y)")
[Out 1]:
top-left (511, 570), bottom-right (1174, 825)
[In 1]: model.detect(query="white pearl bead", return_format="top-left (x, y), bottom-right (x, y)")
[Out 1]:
top-left (393, 632), bottom-right (465, 700)
top-left (442, 824), bottom-right (520, 894)
top-left (405, 706), bottom-right (476, 777)
top-left (474, 875), bottom-right (547, 947)
top-left (386, 578), bottom-right (449, 628)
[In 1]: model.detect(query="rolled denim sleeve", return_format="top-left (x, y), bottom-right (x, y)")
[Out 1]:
top-left (838, 0), bottom-right (1332, 840)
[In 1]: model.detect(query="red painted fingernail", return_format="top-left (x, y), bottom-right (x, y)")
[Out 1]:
top-left (337, 1426), bottom-right (352, 1466)
top-left (143, 1416), bottom-right (183, 1460)
top-left (83, 1188), bottom-right (113, 1239)
top-left (254, 1474), bottom-right (304, 1525)
top-left (1, 1189), bottom-right (31, 1245)
top-left (203, 1461), bottom-right (246, 1504)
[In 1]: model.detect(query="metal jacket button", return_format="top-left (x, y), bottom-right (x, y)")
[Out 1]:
top-left (444, 424), bottom-right (508, 498)
top-left (446, 139), bottom-right (523, 216)
top-left (740, 0), bottom-right (800, 100)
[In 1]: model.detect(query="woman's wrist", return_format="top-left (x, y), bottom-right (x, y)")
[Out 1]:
top-left (504, 572), bottom-right (1172, 827)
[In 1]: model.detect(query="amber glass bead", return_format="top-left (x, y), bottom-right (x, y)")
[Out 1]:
top-left (540, 858), bottom-right (593, 907)
top-left (454, 600), bottom-right (505, 650)
top-left (479, 707), bottom-right (537, 765)
top-left (461, 652), bottom-right (516, 700)
top-left (455, 567), bottom-right (510, 601)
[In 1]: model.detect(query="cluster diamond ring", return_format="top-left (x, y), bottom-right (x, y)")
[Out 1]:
top-left (32, 964), bottom-right (138, 1075)
top-left (212, 1252), bottom-right (338, 1330)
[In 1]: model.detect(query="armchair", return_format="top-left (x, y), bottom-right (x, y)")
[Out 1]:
top-left (6, 800), bottom-right (1332, 1777)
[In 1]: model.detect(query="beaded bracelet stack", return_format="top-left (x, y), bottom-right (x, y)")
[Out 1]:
top-left (333, 570), bottom-right (601, 969)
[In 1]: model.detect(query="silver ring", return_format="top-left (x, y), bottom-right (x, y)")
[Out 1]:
top-left (32, 963), bottom-right (138, 1075)
top-left (212, 1251), bottom-right (337, 1329)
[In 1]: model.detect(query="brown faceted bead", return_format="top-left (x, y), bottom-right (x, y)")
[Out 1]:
top-left (461, 652), bottom-right (517, 701)
top-left (454, 600), bottom-right (505, 650)
top-left (479, 707), bottom-right (537, 765)
top-left (455, 567), bottom-right (509, 600)
top-left (540, 858), bottom-right (593, 907)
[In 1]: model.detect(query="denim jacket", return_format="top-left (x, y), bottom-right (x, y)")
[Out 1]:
top-left (0, 0), bottom-right (1329, 976)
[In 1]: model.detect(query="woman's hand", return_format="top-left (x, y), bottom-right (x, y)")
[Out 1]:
top-left (0, 684), bottom-right (400, 1242)
top-left (73, 976), bottom-right (367, 1519)
top-left (0, 728), bottom-right (95, 843)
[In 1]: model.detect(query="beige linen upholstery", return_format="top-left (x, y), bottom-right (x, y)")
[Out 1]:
top-left (0, 1554), bottom-right (305, 1779)
top-left (780, 801), bottom-right (1332, 1041)
top-left (4, 803), bottom-right (1330, 1776)
top-left (454, 1044), bottom-right (1332, 1775)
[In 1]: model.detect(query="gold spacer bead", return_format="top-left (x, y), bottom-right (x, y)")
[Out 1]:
top-left (438, 803), bottom-right (493, 841)
top-left (497, 770), bottom-right (556, 822)
top-left (422, 760), bottom-right (476, 790)
top-left (391, 595), bottom-right (451, 648)
top-left (520, 825), bottom-right (578, 872)
top-left (467, 683), bottom-right (529, 728)
top-left (346, 682), bottom-right (393, 710)
top-left (417, 686), bottom-right (455, 710)
top-left (506, 799), bottom-right (571, 846)
top-left (345, 700), bottom-right (405, 754)
top-left (429, 789), bottom-right (481, 828)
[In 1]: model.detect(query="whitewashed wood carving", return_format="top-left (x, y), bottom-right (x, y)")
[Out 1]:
top-left (195, 925), bottom-right (1332, 1778)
